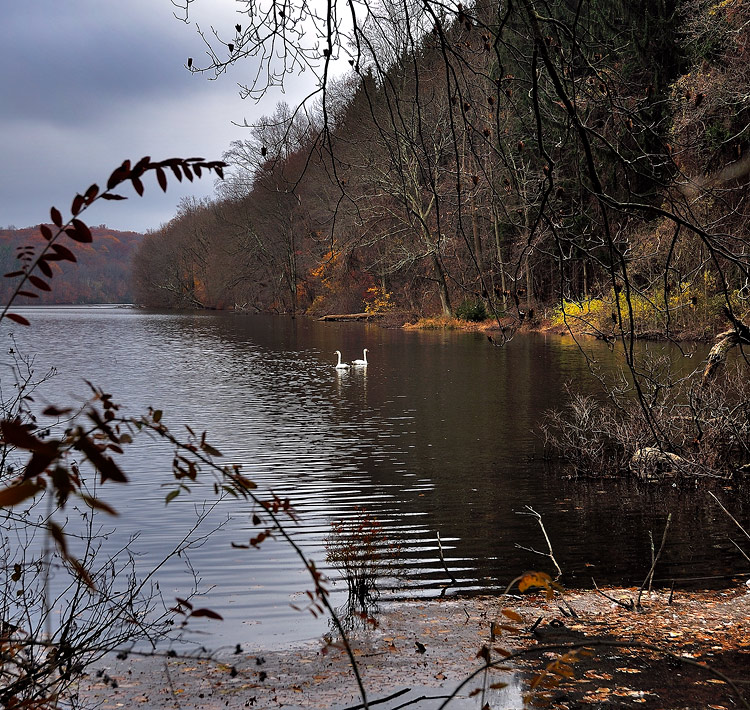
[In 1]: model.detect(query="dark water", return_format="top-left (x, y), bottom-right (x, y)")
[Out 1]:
top-left (2, 306), bottom-right (748, 649)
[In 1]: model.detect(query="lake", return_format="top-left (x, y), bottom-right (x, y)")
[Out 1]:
top-left (2, 306), bottom-right (747, 650)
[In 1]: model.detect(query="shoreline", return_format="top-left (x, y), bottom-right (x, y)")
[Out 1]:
top-left (78, 583), bottom-right (750, 709)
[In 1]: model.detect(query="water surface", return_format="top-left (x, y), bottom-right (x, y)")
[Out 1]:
top-left (2, 306), bottom-right (747, 649)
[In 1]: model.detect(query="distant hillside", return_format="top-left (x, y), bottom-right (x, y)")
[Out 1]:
top-left (0, 226), bottom-right (144, 304)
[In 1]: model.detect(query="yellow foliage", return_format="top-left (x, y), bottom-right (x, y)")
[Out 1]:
top-left (309, 249), bottom-right (341, 291)
top-left (550, 275), bottom-right (737, 336)
top-left (363, 286), bottom-right (395, 315)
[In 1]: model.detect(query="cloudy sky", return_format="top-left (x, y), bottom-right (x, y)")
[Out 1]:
top-left (0, 1), bottom-right (310, 233)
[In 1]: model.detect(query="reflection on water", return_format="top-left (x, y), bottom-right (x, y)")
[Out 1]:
top-left (2, 306), bottom-right (748, 649)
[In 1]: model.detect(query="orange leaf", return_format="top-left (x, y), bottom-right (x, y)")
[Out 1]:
top-left (518, 571), bottom-right (553, 593)
top-left (502, 609), bottom-right (524, 622)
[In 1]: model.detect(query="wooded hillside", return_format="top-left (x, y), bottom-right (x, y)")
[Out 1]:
top-left (132, 0), bottom-right (749, 337)
top-left (1, 227), bottom-right (143, 304)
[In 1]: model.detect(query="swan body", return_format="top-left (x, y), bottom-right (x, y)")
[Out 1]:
top-left (352, 348), bottom-right (369, 366)
top-left (334, 350), bottom-right (350, 369)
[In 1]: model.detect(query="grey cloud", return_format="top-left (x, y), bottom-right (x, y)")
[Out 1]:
top-left (0, 0), bottom-right (268, 232)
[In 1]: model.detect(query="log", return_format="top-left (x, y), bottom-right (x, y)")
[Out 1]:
top-left (701, 308), bottom-right (750, 386)
top-left (318, 313), bottom-right (380, 322)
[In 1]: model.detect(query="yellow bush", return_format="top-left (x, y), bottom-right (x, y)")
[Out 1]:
top-left (363, 285), bottom-right (395, 315)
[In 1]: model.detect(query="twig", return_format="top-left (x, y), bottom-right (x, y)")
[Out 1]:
top-left (163, 659), bottom-right (182, 709)
top-left (342, 688), bottom-right (411, 710)
top-left (648, 531), bottom-right (655, 594)
top-left (730, 538), bottom-right (750, 565)
top-left (436, 531), bottom-right (458, 586)
top-left (592, 578), bottom-right (634, 611)
top-left (710, 491), bottom-right (750, 543)
top-left (515, 506), bottom-right (562, 579)
top-left (391, 695), bottom-right (454, 710)
top-left (638, 513), bottom-right (672, 607)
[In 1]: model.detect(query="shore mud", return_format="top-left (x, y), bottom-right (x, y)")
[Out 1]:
top-left (78, 584), bottom-right (750, 709)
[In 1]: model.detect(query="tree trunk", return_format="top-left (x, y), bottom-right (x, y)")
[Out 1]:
top-left (432, 252), bottom-right (452, 316)
top-left (492, 208), bottom-right (508, 311)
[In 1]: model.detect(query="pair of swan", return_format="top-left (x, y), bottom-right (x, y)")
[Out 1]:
top-left (334, 349), bottom-right (368, 369)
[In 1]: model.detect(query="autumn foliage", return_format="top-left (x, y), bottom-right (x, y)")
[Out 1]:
top-left (0, 226), bottom-right (143, 304)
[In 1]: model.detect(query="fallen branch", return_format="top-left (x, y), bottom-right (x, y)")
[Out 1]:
top-left (592, 578), bottom-right (634, 611)
top-left (702, 308), bottom-right (750, 386)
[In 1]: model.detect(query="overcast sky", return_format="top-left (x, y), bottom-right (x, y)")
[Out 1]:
top-left (0, 1), bottom-right (311, 233)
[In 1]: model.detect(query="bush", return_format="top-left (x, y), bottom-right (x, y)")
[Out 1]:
top-left (456, 300), bottom-right (488, 322)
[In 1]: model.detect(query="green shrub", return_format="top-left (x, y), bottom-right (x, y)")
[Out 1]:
top-left (456, 300), bottom-right (488, 322)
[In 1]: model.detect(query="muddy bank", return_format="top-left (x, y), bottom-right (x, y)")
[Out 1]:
top-left (77, 584), bottom-right (750, 709)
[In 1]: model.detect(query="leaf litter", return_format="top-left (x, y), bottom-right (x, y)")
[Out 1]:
top-left (78, 583), bottom-right (750, 709)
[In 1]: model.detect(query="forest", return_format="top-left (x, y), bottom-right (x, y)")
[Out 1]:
top-left (132, 0), bottom-right (749, 344)
top-left (0, 226), bottom-right (142, 304)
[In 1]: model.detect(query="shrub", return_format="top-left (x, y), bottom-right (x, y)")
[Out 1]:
top-left (456, 299), bottom-right (488, 322)
top-left (325, 508), bottom-right (401, 609)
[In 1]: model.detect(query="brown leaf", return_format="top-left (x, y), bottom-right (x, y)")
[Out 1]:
top-left (50, 207), bottom-right (63, 227)
top-left (190, 608), bottom-right (224, 620)
top-left (51, 243), bottom-right (77, 262)
top-left (156, 166), bottom-right (168, 192)
top-left (48, 520), bottom-right (68, 556)
top-left (1, 420), bottom-right (45, 451)
top-left (65, 226), bottom-right (92, 243)
top-left (502, 609), bottom-right (524, 622)
top-left (200, 441), bottom-right (223, 457)
top-left (37, 259), bottom-right (54, 277)
top-left (29, 275), bottom-right (51, 291)
top-left (72, 219), bottom-right (92, 243)
top-left (79, 493), bottom-right (119, 515)
top-left (131, 176), bottom-right (144, 196)
top-left (75, 435), bottom-right (128, 483)
top-left (0, 479), bottom-right (45, 507)
top-left (71, 194), bottom-right (85, 216)
top-left (24, 449), bottom-right (58, 479)
top-left (85, 183), bottom-right (99, 202)
top-left (69, 556), bottom-right (96, 589)
top-left (40, 224), bottom-right (53, 241)
top-left (107, 161), bottom-right (131, 189)
top-left (5, 313), bottom-right (30, 326)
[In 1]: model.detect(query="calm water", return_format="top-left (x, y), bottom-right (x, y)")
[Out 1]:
top-left (2, 306), bottom-right (747, 649)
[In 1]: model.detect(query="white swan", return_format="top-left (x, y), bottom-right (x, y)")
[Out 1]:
top-left (352, 348), bottom-right (369, 366)
top-left (334, 350), bottom-right (350, 369)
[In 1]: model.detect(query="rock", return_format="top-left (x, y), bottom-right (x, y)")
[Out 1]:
top-left (630, 447), bottom-right (686, 480)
